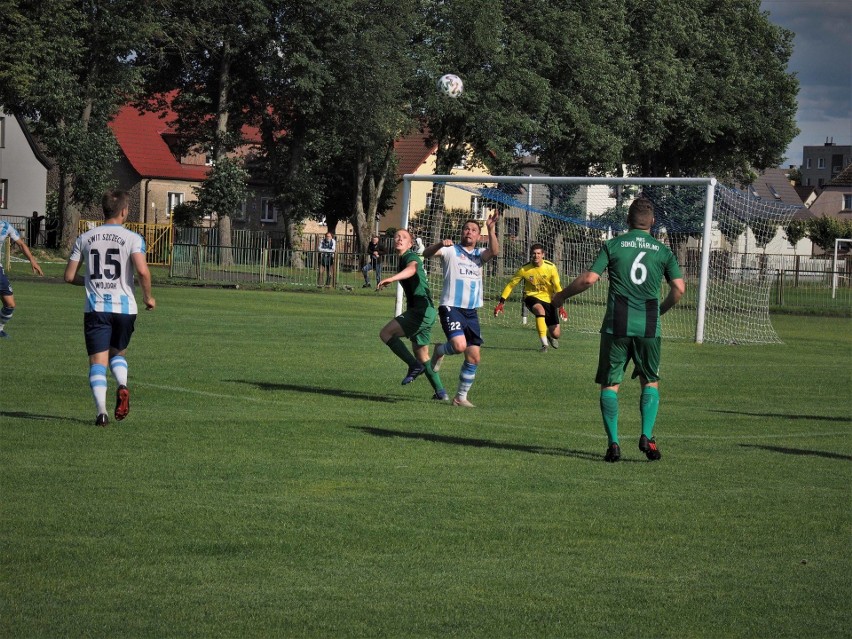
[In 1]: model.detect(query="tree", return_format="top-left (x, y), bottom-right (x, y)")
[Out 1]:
top-left (807, 216), bottom-right (852, 253)
top-left (139, 0), bottom-right (270, 265)
top-left (622, 0), bottom-right (798, 180)
top-left (785, 219), bottom-right (807, 253)
top-left (0, 0), bottom-right (154, 248)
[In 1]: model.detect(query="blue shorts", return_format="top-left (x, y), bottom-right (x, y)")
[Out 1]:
top-left (0, 265), bottom-right (12, 297)
top-left (84, 312), bottom-right (136, 355)
top-left (438, 305), bottom-right (483, 347)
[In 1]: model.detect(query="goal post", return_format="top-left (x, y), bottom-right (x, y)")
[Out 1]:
top-left (832, 238), bottom-right (852, 299)
top-left (399, 174), bottom-right (797, 345)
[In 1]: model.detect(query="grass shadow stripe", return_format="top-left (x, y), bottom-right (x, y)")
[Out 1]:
top-left (709, 409), bottom-right (851, 423)
top-left (352, 425), bottom-right (630, 462)
top-left (0, 410), bottom-right (89, 425)
top-left (738, 443), bottom-right (852, 461)
top-left (227, 380), bottom-right (403, 403)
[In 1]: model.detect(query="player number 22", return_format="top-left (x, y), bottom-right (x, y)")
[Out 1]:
top-left (630, 252), bottom-right (648, 285)
top-left (90, 248), bottom-right (122, 280)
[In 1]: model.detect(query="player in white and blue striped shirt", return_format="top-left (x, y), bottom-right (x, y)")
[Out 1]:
top-left (423, 212), bottom-right (499, 407)
top-left (0, 220), bottom-right (44, 338)
top-left (65, 190), bottom-right (156, 426)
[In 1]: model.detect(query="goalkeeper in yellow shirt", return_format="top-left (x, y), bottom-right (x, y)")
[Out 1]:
top-left (494, 243), bottom-right (567, 352)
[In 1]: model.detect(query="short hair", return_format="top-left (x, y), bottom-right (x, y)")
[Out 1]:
top-left (627, 198), bottom-right (654, 229)
top-left (102, 190), bottom-right (129, 219)
top-left (530, 243), bottom-right (544, 254)
top-left (462, 219), bottom-right (482, 232)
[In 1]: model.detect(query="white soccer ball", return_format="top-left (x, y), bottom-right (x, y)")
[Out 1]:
top-left (437, 73), bottom-right (464, 98)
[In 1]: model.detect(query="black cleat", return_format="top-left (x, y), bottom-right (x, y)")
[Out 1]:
top-left (115, 385), bottom-right (130, 421)
top-left (95, 413), bottom-right (109, 427)
top-left (401, 363), bottom-right (425, 385)
top-left (639, 435), bottom-right (662, 461)
top-left (604, 442), bottom-right (621, 463)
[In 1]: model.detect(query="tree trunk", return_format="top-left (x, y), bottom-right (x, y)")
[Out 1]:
top-left (60, 171), bottom-right (79, 251)
top-left (215, 39), bottom-right (234, 267)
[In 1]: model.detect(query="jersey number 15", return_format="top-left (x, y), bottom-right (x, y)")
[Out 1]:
top-left (90, 248), bottom-right (122, 280)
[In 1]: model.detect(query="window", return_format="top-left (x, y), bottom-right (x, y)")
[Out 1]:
top-left (167, 192), bottom-right (184, 217)
top-left (806, 158), bottom-right (812, 169)
top-left (260, 198), bottom-right (277, 223)
top-left (818, 158), bottom-right (825, 169)
top-left (425, 192), bottom-right (433, 211)
top-left (767, 184), bottom-right (782, 200)
top-left (0, 117), bottom-right (5, 148)
top-left (818, 178), bottom-right (824, 187)
top-left (805, 178), bottom-right (811, 186)
top-left (233, 200), bottom-right (247, 221)
top-left (0, 179), bottom-right (7, 208)
top-left (844, 194), bottom-right (852, 211)
top-left (505, 217), bottom-right (520, 238)
top-left (470, 196), bottom-right (486, 220)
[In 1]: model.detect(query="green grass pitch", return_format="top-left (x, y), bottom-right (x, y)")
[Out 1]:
top-left (1, 277), bottom-right (850, 638)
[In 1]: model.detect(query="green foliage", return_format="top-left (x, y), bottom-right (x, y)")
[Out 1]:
top-left (807, 216), bottom-right (852, 252)
top-left (785, 219), bottom-right (807, 248)
top-left (170, 201), bottom-right (203, 228)
top-left (193, 157), bottom-right (250, 220)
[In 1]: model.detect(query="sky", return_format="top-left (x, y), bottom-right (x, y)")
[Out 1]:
top-left (760, 0), bottom-right (852, 167)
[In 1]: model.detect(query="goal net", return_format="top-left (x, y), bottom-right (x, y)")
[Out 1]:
top-left (400, 175), bottom-right (800, 344)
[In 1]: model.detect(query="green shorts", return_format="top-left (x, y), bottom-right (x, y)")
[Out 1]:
top-left (595, 333), bottom-right (661, 386)
top-left (396, 304), bottom-right (437, 347)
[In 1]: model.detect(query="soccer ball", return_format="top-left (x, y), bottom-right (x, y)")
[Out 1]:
top-left (437, 73), bottom-right (464, 98)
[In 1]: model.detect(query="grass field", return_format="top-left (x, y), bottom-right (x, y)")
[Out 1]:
top-left (1, 275), bottom-right (850, 638)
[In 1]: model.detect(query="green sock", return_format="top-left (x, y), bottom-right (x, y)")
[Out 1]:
top-left (600, 389), bottom-right (619, 445)
top-left (386, 336), bottom-right (418, 368)
top-left (640, 386), bottom-right (660, 439)
top-left (423, 361), bottom-right (445, 393)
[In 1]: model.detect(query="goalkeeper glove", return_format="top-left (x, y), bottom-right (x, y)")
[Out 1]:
top-left (559, 306), bottom-right (568, 321)
top-left (494, 300), bottom-right (505, 317)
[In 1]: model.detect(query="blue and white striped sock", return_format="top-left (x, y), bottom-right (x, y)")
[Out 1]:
top-left (0, 306), bottom-right (13, 331)
top-left (89, 364), bottom-right (108, 416)
top-left (457, 361), bottom-right (478, 399)
top-left (110, 355), bottom-right (128, 387)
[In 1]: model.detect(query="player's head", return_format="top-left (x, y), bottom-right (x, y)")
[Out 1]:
top-left (460, 219), bottom-right (482, 247)
top-left (325, 232), bottom-right (333, 240)
top-left (627, 198), bottom-right (654, 230)
top-left (530, 243), bottom-right (545, 265)
top-left (102, 190), bottom-right (129, 220)
top-left (371, 235), bottom-right (380, 243)
top-left (393, 228), bottom-right (413, 253)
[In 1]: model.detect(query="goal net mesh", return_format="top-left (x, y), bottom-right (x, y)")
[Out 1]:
top-left (405, 177), bottom-right (799, 344)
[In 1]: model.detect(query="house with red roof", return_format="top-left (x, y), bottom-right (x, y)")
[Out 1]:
top-left (383, 131), bottom-right (494, 231)
top-left (109, 96), bottom-right (278, 229)
top-left (109, 96), bottom-right (492, 236)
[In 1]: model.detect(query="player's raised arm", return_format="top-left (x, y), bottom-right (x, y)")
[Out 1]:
top-left (481, 211), bottom-right (500, 262)
top-left (422, 239), bottom-right (453, 258)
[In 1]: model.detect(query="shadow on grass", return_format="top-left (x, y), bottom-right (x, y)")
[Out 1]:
top-left (226, 380), bottom-right (403, 403)
top-left (352, 425), bottom-right (634, 462)
top-left (738, 443), bottom-right (852, 461)
top-left (0, 410), bottom-right (89, 425)
top-left (710, 409), bottom-right (851, 423)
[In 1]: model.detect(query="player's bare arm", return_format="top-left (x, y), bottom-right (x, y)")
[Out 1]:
top-left (552, 271), bottom-right (600, 306)
top-left (64, 259), bottom-right (84, 286)
top-left (481, 211), bottom-right (500, 262)
top-left (660, 278), bottom-right (685, 316)
top-left (131, 252), bottom-right (156, 310)
top-left (16, 239), bottom-right (43, 276)
top-left (376, 261), bottom-right (418, 290)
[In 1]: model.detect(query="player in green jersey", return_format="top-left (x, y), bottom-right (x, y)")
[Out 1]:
top-left (377, 229), bottom-right (447, 400)
top-left (553, 198), bottom-right (685, 462)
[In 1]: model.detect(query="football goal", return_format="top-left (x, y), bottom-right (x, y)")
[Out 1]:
top-left (399, 174), bottom-right (801, 344)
